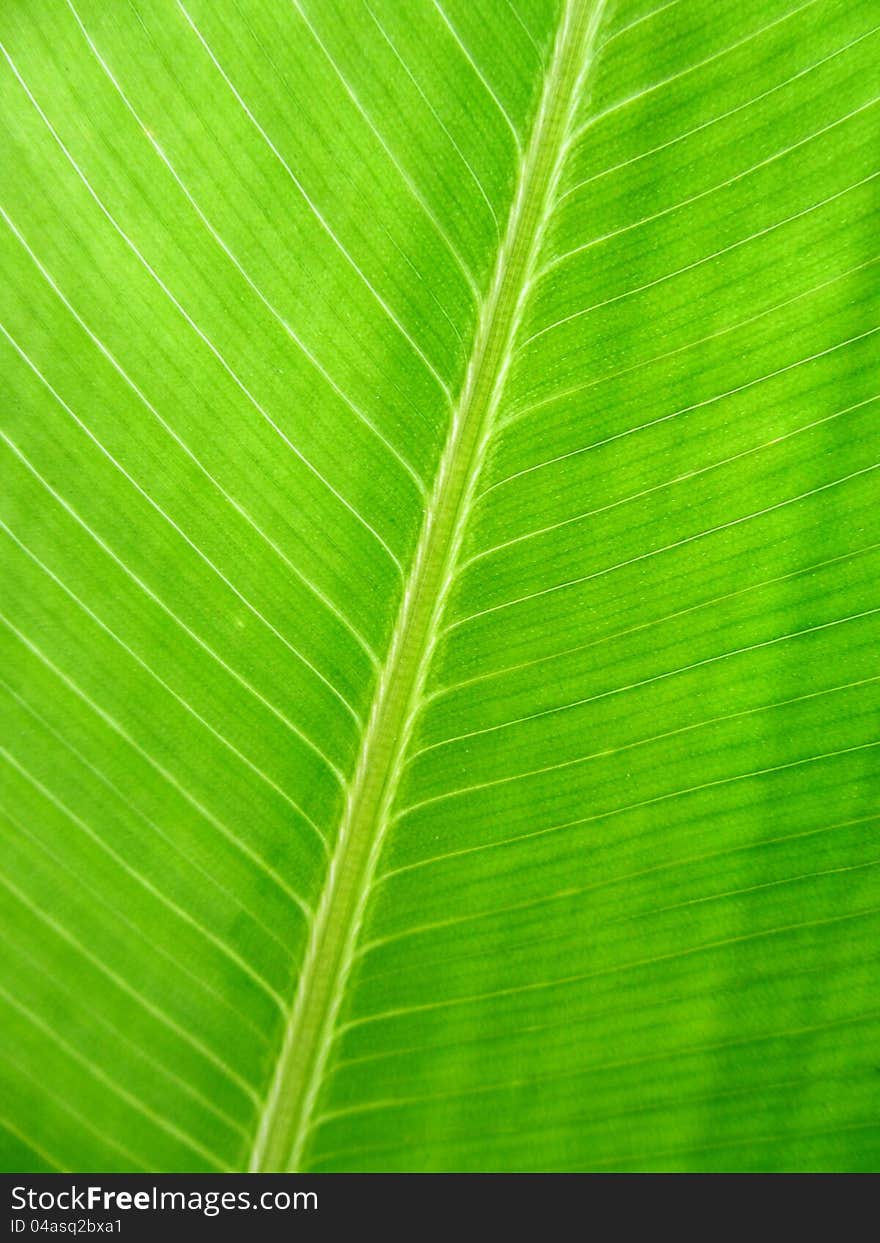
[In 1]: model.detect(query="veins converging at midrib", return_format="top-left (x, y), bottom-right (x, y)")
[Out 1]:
top-left (249, 0), bottom-right (609, 1172)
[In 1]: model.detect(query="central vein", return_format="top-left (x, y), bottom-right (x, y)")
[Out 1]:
top-left (250, 0), bottom-right (606, 1172)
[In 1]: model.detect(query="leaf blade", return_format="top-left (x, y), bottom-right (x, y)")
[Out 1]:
top-left (2, 0), bottom-right (878, 1173)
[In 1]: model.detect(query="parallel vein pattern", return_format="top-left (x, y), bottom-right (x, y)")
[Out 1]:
top-left (1, 0), bottom-right (878, 1173)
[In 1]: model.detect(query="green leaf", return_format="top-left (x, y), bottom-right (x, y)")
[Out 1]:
top-left (1, 0), bottom-right (878, 1173)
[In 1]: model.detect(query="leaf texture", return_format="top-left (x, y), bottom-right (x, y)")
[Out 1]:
top-left (1, 0), bottom-right (878, 1172)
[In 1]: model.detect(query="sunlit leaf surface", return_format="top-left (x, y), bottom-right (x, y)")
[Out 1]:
top-left (1, 0), bottom-right (878, 1172)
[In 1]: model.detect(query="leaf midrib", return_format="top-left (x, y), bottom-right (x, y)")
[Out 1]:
top-left (249, 0), bottom-right (607, 1172)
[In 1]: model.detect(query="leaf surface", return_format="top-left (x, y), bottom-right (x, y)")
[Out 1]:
top-left (1, 0), bottom-right (878, 1172)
